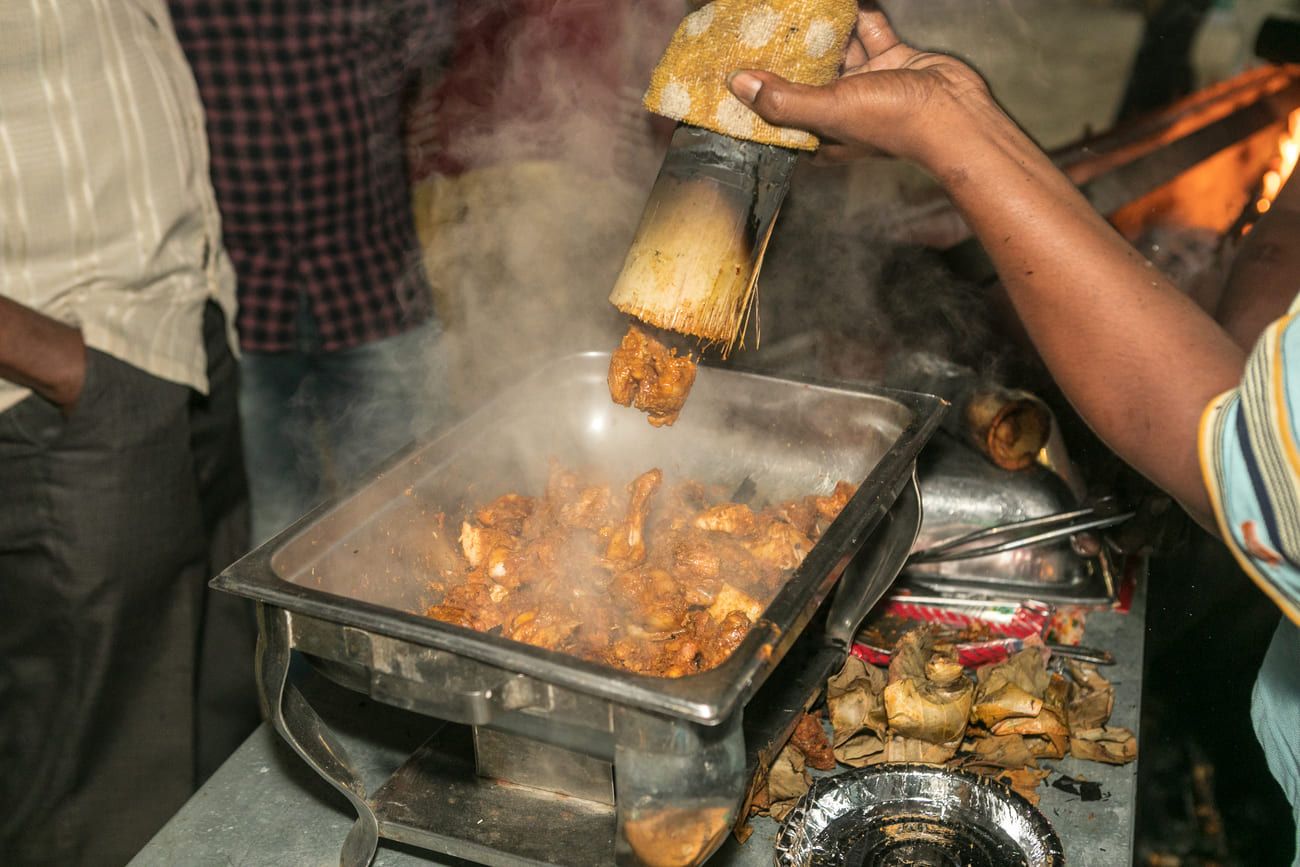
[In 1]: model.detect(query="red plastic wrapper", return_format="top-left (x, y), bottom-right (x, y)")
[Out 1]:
top-left (852, 596), bottom-right (1053, 667)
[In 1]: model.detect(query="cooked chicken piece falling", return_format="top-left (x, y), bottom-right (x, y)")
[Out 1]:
top-left (608, 325), bottom-right (697, 427)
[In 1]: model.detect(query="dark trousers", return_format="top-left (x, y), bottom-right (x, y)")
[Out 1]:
top-left (239, 309), bottom-right (448, 544)
top-left (0, 303), bottom-right (259, 866)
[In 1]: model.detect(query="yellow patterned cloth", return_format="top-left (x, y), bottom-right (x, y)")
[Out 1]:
top-left (644, 0), bottom-right (857, 150)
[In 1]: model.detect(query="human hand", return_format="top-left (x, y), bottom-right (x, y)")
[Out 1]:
top-left (0, 296), bottom-right (86, 416)
top-left (727, 5), bottom-right (995, 170)
top-left (41, 323), bottom-right (86, 416)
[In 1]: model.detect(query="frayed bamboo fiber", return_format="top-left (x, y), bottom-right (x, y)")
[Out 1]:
top-left (608, 174), bottom-right (773, 356)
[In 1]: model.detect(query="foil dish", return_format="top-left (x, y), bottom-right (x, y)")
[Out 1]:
top-left (775, 764), bottom-right (1064, 867)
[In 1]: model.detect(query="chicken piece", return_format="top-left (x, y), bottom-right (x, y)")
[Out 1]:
top-left (603, 636), bottom-right (657, 674)
top-left (424, 604), bottom-right (475, 630)
top-left (558, 485), bottom-right (613, 530)
top-left (813, 481), bottom-right (857, 523)
top-left (486, 530), bottom-right (572, 589)
top-left (744, 519), bottom-right (814, 571)
top-left (692, 609), bottom-right (752, 670)
top-left (692, 503), bottom-right (758, 536)
top-left (507, 608), bottom-right (581, 652)
top-left (672, 535), bottom-right (722, 582)
top-left (427, 461), bottom-right (827, 678)
top-left (772, 496), bottom-right (819, 538)
top-left (670, 480), bottom-right (722, 514)
top-left (789, 713), bottom-right (837, 771)
top-left (668, 530), bottom-right (764, 592)
top-left (615, 567), bottom-right (687, 632)
top-left (606, 468), bottom-right (662, 564)
top-left (459, 521), bottom-right (516, 569)
top-left (431, 582), bottom-right (504, 631)
top-left (659, 637), bottom-right (706, 678)
top-left (707, 581), bottom-right (765, 625)
top-left (608, 326), bottom-right (697, 427)
top-left (475, 493), bottom-right (535, 535)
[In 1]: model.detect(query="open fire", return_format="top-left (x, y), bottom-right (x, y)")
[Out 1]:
top-left (1255, 107), bottom-right (1300, 215)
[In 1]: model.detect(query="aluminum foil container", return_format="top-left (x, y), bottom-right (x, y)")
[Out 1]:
top-left (775, 764), bottom-right (1064, 867)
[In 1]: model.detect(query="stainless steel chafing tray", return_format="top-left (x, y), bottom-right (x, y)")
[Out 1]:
top-left (213, 352), bottom-right (944, 867)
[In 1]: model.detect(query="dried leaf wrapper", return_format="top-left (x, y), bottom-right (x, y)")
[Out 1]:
top-left (1070, 726), bottom-right (1138, 765)
top-left (994, 767), bottom-right (1052, 805)
top-left (970, 647), bottom-right (1051, 726)
top-left (1066, 662), bottom-right (1116, 730)
top-left (884, 628), bottom-right (973, 746)
top-left (827, 656), bottom-right (888, 744)
top-left (960, 733), bottom-right (1039, 770)
top-left (834, 732), bottom-right (886, 768)
top-left (765, 745), bottom-right (812, 821)
top-left (883, 736), bottom-right (959, 765)
top-left (990, 708), bottom-right (1069, 738)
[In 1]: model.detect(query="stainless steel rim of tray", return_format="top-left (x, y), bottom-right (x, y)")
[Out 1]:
top-left (775, 764), bottom-right (1065, 867)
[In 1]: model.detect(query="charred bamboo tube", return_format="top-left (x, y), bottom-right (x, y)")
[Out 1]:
top-left (886, 354), bottom-right (1052, 472)
top-left (608, 125), bottom-right (798, 356)
top-left (964, 386), bottom-right (1053, 472)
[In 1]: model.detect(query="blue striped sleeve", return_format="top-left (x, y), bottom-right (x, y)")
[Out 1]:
top-left (1200, 298), bottom-right (1300, 628)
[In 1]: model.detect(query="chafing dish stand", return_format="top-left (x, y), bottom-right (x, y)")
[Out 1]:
top-left (217, 354), bottom-right (944, 867)
top-left (249, 477), bottom-right (922, 867)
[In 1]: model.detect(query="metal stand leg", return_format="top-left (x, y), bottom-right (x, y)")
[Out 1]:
top-left (256, 605), bottom-right (380, 867)
top-left (613, 710), bottom-right (746, 867)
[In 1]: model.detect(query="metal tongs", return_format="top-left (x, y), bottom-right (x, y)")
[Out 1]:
top-left (909, 502), bottom-right (1135, 565)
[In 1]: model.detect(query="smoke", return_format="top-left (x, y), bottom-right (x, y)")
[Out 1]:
top-left (733, 157), bottom-right (1003, 388)
top-left (412, 2), bottom-right (685, 411)
top-left (407, 0), bottom-right (1155, 412)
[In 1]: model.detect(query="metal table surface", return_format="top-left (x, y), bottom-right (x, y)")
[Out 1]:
top-left (132, 583), bottom-right (1144, 867)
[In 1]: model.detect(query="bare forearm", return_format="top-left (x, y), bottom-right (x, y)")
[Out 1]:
top-left (1216, 178), bottom-right (1300, 349)
top-left (924, 101), bottom-right (1245, 518)
top-left (0, 295), bottom-right (86, 410)
top-left (726, 11), bottom-right (1251, 519)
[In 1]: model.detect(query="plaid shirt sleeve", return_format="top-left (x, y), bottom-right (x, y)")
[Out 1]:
top-left (1200, 290), bottom-right (1300, 627)
top-left (169, 1), bottom-right (443, 352)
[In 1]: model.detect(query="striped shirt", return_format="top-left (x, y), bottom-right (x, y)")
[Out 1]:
top-left (0, 0), bottom-right (237, 415)
top-left (1200, 291), bottom-right (1300, 626)
top-left (169, 0), bottom-right (439, 353)
top-left (1201, 292), bottom-right (1300, 860)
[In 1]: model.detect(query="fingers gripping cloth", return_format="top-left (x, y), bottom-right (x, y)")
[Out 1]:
top-left (644, 0), bottom-right (858, 150)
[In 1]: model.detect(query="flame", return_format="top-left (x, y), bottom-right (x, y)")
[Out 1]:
top-left (1259, 108), bottom-right (1300, 210)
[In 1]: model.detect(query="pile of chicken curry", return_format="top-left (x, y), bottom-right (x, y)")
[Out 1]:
top-left (425, 463), bottom-right (856, 678)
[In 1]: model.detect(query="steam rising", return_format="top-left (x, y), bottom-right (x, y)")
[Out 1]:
top-left (410, 2), bottom-right (1010, 412)
top-left (732, 159), bottom-right (1001, 387)
top-left (413, 4), bottom-right (686, 410)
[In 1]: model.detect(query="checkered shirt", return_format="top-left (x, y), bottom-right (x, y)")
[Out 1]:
top-left (169, 1), bottom-right (445, 352)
